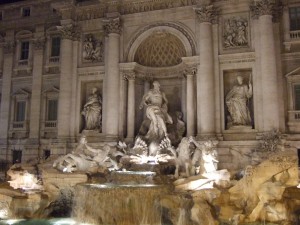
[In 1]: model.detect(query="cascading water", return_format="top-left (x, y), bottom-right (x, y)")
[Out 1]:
top-left (72, 183), bottom-right (169, 225)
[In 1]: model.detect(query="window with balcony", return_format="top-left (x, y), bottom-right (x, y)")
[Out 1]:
top-left (49, 36), bottom-right (60, 63)
top-left (20, 41), bottom-right (29, 60)
top-left (46, 99), bottom-right (58, 127)
top-left (294, 84), bottom-right (300, 110)
top-left (15, 101), bottom-right (26, 122)
top-left (22, 7), bottom-right (30, 17)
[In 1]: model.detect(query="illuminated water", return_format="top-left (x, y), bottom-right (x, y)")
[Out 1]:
top-left (0, 218), bottom-right (93, 225)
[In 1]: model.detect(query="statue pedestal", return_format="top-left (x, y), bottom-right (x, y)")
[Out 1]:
top-left (227, 125), bottom-right (252, 131)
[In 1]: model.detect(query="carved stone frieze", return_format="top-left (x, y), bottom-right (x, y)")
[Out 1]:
top-left (3, 41), bottom-right (15, 54)
top-left (194, 5), bottom-right (219, 23)
top-left (57, 24), bottom-right (81, 41)
top-left (223, 16), bottom-right (249, 49)
top-left (250, 0), bottom-right (282, 20)
top-left (83, 33), bottom-right (104, 63)
top-left (33, 38), bottom-right (46, 50)
top-left (103, 17), bottom-right (122, 35)
top-left (74, 0), bottom-right (198, 20)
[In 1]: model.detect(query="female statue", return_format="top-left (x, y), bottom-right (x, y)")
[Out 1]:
top-left (226, 75), bottom-right (252, 127)
top-left (82, 87), bottom-right (102, 130)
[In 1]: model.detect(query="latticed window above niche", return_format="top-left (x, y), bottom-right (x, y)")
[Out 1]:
top-left (134, 32), bottom-right (186, 67)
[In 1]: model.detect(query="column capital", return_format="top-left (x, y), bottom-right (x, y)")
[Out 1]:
top-left (250, 0), bottom-right (282, 20)
top-left (123, 71), bottom-right (136, 80)
top-left (103, 17), bottom-right (122, 35)
top-left (57, 24), bottom-right (81, 41)
top-left (2, 41), bottom-right (15, 54)
top-left (183, 66), bottom-right (197, 77)
top-left (194, 4), bottom-right (219, 24)
top-left (32, 37), bottom-right (46, 50)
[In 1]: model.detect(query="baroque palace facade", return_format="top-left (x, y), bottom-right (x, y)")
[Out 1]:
top-left (0, 0), bottom-right (299, 168)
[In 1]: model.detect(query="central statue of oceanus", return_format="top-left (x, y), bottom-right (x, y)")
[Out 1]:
top-left (139, 81), bottom-right (173, 141)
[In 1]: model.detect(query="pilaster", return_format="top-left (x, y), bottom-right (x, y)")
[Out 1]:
top-left (57, 24), bottom-right (80, 139)
top-left (184, 67), bottom-right (197, 137)
top-left (250, 0), bottom-right (281, 131)
top-left (29, 31), bottom-right (45, 139)
top-left (102, 17), bottom-right (122, 138)
top-left (194, 4), bottom-right (218, 138)
top-left (124, 71), bottom-right (136, 140)
top-left (0, 33), bottom-right (15, 140)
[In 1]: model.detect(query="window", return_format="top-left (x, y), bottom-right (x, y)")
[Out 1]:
top-left (15, 101), bottom-right (26, 122)
top-left (0, 11), bottom-right (3, 21)
top-left (47, 99), bottom-right (58, 121)
top-left (295, 85), bottom-right (300, 110)
top-left (22, 7), bottom-right (30, 17)
top-left (290, 7), bottom-right (300, 31)
top-left (20, 41), bottom-right (29, 60)
top-left (12, 150), bottom-right (22, 164)
top-left (51, 37), bottom-right (60, 57)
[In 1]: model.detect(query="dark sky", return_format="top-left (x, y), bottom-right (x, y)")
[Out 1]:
top-left (0, 0), bottom-right (26, 5)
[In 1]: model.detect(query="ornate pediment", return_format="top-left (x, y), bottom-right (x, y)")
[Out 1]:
top-left (285, 66), bottom-right (300, 78)
top-left (42, 86), bottom-right (60, 96)
top-left (11, 88), bottom-right (31, 98)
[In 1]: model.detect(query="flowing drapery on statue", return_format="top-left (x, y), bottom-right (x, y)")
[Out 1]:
top-left (82, 87), bottom-right (102, 130)
top-left (226, 75), bottom-right (252, 127)
top-left (139, 81), bottom-right (173, 140)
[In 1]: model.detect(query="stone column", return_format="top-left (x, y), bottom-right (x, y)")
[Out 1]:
top-left (0, 40), bottom-right (15, 139)
top-left (103, 17), bottom-right (121, 137)
top-left (184, 67), bottom-right (197, 137)
top-left (125, 72), bottom-right (136, 140)
top-left (57, 24), bottom-right (80, 138)
top-left (250, 0), bottom-right (280, 131)
top-left (194, 5), bottom-right (217, 138)
top-left (29, 36), bottom-right (45, 139)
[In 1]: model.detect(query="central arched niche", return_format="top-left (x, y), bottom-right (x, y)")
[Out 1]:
top-left (134, 32), bottom-right (186, 67)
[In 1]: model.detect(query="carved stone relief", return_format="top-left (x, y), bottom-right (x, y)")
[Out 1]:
top-left (223, 16), bottom-right (249, 49)
top-left (224, 69), bottom-right (254, 130)
top-left (82, 33), bottom-right (104, 63)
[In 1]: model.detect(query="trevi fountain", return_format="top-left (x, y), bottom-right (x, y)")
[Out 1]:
top-left (0, 80), bottom-right (299, 225)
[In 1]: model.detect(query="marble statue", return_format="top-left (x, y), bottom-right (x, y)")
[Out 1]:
top-left (174, 137), bottom-right (193, 178)
top-left (53, 136), bottom-right (115, 173)
top-left (139, 81), bottom-right (173, 140)
top-left (81, 87), bottom-right (102, 131)
top-left (226, 75), bottom-right (252, 128)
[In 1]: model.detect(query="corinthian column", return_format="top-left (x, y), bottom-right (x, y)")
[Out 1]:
top-left (194, 4), bottom-right (217, 138)
top-left (250, 0), bottom-right (280, 131)
top-left (124, 72), bottom-right (136, 140)
top-left (103, 17), bottom-right (121, 138)
top-left (57, 24), bottom-right (80, 138)
top-left (29, 35), bottom-right (45, 139)
top-left (0, 39), bottom-right (15, 139)
top-left (184, 67), bottom-right (197, 137)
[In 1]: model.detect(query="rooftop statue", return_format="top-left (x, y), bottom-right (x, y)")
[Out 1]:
top-left (139, 81), bottom-right (173, 141)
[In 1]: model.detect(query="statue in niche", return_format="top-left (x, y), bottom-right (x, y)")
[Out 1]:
top-left (81, 87), bottom-right (102, 131)
top-left (139, 81), bottom-right (173, 141)
top-left (83, 34), bottom-right (103, 62)
top-left (223, 17), bottom-right (248, 49)
top-left (226, 75), bottom-right (252, 128)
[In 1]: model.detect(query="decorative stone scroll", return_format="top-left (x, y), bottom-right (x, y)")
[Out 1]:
top-left (223, 16), bottom-right (249, 49)
top-left (57, 24), bottom-right (81, 41)
top-left (183, 66), bottom-right (197, 76)
top-left (33, 37), bottom-right (45, 50)
top-left (194, 5), bottom-right (219, 23)
top-left (250, 0), bottom-right (282, 20)
top-left (82, 33), bottom-right (104, 62)
top-left (123, 71), bottom-right (136, 81)
top-left (103, 17), bottom-right (122, 35)
top-left (3, 41), bottom-right (15, 54)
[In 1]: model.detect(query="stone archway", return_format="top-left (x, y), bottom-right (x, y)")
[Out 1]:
top-left (126, 22), bottom-right (196, 62)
